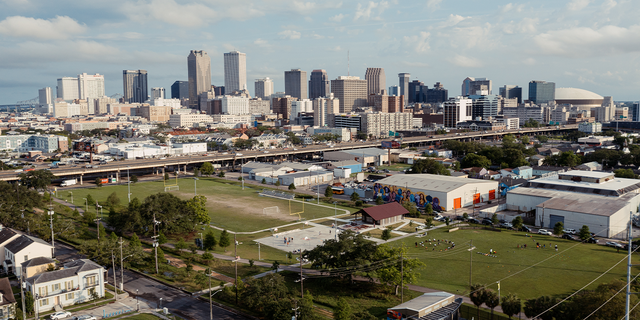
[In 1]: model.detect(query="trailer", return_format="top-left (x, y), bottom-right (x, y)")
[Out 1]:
top-left (60, 179), bottom-right (77, 187)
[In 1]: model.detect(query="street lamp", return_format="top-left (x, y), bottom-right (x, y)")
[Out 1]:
top-left (159, 297), bottom-right (163, 311)
top-left (194, 177), bottom-right (199, 196)
top-left (136, 289), bottom-right (139, 311)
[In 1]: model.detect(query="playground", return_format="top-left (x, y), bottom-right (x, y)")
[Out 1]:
top-left (254, 223), bottom-right (342, 253)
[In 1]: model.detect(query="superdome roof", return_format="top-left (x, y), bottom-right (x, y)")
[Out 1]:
top-left (555, 88), bottom-right (604, 101)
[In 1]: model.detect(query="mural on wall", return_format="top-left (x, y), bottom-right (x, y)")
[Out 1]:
top-left (373, 183), bottom-right (444, 211)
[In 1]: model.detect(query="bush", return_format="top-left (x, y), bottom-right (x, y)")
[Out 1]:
top-left (275, 180), bottom-right (281, 186)
top-left (218, 171), bottom-right (225, 178)
top-left (261, 178), bottom-right (266, 184)
top-left (288, 183), bottom-right (296, 190)
top-left (355, 200), bottom-right (363, 207)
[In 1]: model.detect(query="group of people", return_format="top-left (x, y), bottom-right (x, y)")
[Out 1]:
top-left (284, 236), bottom-right (293, 246)
top-left (517, 242), bottom-right (558, 252)
top-left (415, 239), bottom-right (456, 251)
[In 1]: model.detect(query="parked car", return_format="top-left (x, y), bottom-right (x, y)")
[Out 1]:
top-left (468, 218), bottom-right (481, 224)
top-left (563, 228), bottom-right (576, 235)
top-left (586, 237), bottom-right (599, 244)
top-left (50, 311), bottom-right (72, 320)
top-left (482, 220), bottom-right (493, 226)
top-left (434, 215), bottom-right (446, 222)
top-left (606, 241), bottom-right (624, 249)
top-left (74, 316), bottom-right (97, 320)
top-left (538, 229), bottom-right (552, 235)
top-left (561, 234), bottom-right (575, 240)
top-left (520, 225), bottom-right (532, 232)
top-left (500, 222), bottom-right (513, 229)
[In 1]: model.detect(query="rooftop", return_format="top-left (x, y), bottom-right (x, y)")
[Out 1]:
top-left (358, 202), bottom-right (409, 221)
top-left (377, 174), bottom-right (497, 193)
top-left (527, 171), bottom-right (639, 196)
top-left (508, 188), bottom-right (639, 216)
top-left (558, 170), bottom-right (612, 179)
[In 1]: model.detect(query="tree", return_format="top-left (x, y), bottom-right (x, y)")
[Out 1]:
top-left (524, 296), bottom-right (558, 320)
top-left (158, 232), bottom-right (168, 245)
top-left (194, 272), bottom-right (207, 290)
top-left (288, 183), bottom-right (296, 190)
top-left (461, 153), bottom-right (492, 169)
top-left (424, 203), bottom-right (433, 215)
top-left (325, 185), bottom-right (333, 198)
top-left (463, 212), bottom-right (469, 220)
top-left (579, 225), bottom-right (591, 241)
top-left (193, 168), bottom-right (199, 177)
top-left (274, 180), bottom-right (280, 186)
top-left (175, 238), bottom-right (187, 252)
top-left (201, 252), bottom-right (214, 264)
top-left (512, 216), bottom-right (523, 231)
top-left (106, 192), bottom-right (120, 208)
top-left (491, 213), bottom-right (499, 225)
top-left (470, 284), bottom-right (487, 320)
top-left (201, 162), bottom-right (215, 176)
top-left (375, 196), bottom-right (384, 205)
top-left (615, 168), bottom-right (638, 179)
top-left (219, 230), bottom-right (231, 252)
top-left (501, 293), bottom-right (522, 319)
top-left (553, 221), bottom-right (564, 236)
top-left (204, 230), bottom-right (217, 250)
top-left (521, 136), bottom-right (530, 145)
top-left (97, 223), bottom-right (107, 242)
top-left (95, 178), bottom-right (103, 187)
top-left (24, 292), bottom-right (34, 315)
top-left (537, 135), bottom-right (549, 143)
top-left (87, 194), bottom-right (95, 207)
top-left (350, 192), bottom-right (360, 201)
top-left (131, 175), bottom-right (138, 183)
top-left (261, 178), bottom-right (266, 184)
top-left (18, 169), bottom-right (55, 192)
top-left (164, 173), bottom-right (169, 181)
top-left (381, 228), bottom-right (392, 241)
top-left (408, 159), bottom-right (450, 175)
top-left (484, 289), bottom-right (500, 320)
top-left (271, 260), bottom-right (280, 272)
top-left (424, 216), bottom-right (433, 228)
top-left (186, 195), bottom-right (210, 225)
top-left (333, 298), bottom-right (352, 320)
top-left (402, 201), bottom-right (419, 218)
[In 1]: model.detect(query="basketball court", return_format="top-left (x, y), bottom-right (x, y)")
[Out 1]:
top-left (254, 222), bottom-right (341, 253)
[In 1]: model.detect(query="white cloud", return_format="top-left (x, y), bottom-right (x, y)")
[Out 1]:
top-left (254, 38), bottom-right (269, 47)
top-left (440, 14), bottom-right (467, 27)
top-left (534, 24), bottom-right (640, 57)
top-left (122, 0), bottom-right (217, 27)
top-left (279, 30), bottom-right (301, 40)
top-left (426, 0), bottom-right (442, 10)
top-left (0, 16), bottom-right (85, 40)
top-left (95, 32), bottom-right (144, 40)
top-left (354, 1), bottom-right (389, 21)
top-left (567, 0), bottom-right (591, 11)
top-left (602, 0), bottom-right (617, 12)
top-left (310, 33), bottom-right (325, 39)
top-left (403, 31), bottom-right (430, 53)
top-left (501, 3), bottom-right (524, 13)
top-left (448, 54), bottom-right (482, 68)
top-left (330, 14), bottom-right (345, 22)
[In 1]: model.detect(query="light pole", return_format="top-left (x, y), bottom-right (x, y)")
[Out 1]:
top-left (334, 202), bottom-right (337, 241)
top-left (136, 289), bottom-right (139, 311)
top-left (48, 207), bottom-right (55, 257)
top-left (127, 166), bottom-right (131, 203)
top-left (241, 161), bottom-right (244, 190)
top-left (159, 297), bottom-right (163, 311)
top-left (194, 177), bottom-right (199, 196)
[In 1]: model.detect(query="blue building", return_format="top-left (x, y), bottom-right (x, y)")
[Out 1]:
top-left (528, 80), bottom-right (555, 105)
top-left (0, 134), bottom-right (68, 153)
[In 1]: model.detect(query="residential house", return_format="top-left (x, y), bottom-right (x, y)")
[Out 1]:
top-left (532, 165), bottom-right (569, 177)
top-left (537, 147), bottom-right (560, 156)
top-left (512, 166), bottom-right (533, 179)
top-left (25, 259), bottom-right (105, 313)
top-left (0, 278), bottom-right (16, 320)
top-left (22, 257), bottom-right (56, 278)
top-left (575, 161), bottom-right (603, 171)
top-left (0, 229), bottom-right (20, 273)
top-left (425, 149), bottom-right (453, 158)
top-left (3, 235), bottom-right (54, 278)
top-left (528, 155), bottom-right (545, 166)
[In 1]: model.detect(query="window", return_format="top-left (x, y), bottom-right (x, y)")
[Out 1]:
top-left (0, 308), bottom-right (4, 316)
top-left (53, 283), bottom-right (60, 291)
top-left (38, 286), bottom-right (48, 297)
top-left (24, 255), bottom-right (28, 261)
top-left (65, 293), bottom-right (74, 300)
top-left (39, 298), bottom-right (48, 306)
top-left (86, 276), bottom-right (96, 286)
top-left (65, 280), bottom-right (74, 291)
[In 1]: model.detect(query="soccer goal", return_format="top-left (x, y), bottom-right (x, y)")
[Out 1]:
top-left (263, 206), bottom-right (280, 216)
top-left (164, 185), bottom-right (180, 192)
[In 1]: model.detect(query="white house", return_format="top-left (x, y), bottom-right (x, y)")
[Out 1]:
top-left (4, 235), bottom-right (54, 278)
top-left (0, 229), bottom-right (21, 272)
top-left (25, 259), bottom-right (105, 312)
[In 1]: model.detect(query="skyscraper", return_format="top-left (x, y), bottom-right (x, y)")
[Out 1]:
top-left (309, 69), bottom-right (330, 100)
top-left (188, 50), bottom-right (212, 109)
top-left (462, 77), bottom-right (492, 96)
top-left (38, 87), bottom-right (53, 106)
top-left (528, 81), bottom-right (556, 105)
top-left (57, 77), bottom-right (79, 101)
top-left (331, 76), bottom-right (367, 113)
top-left (499, 85), bottom-right (522, 104)
top-left (224, 51), bottom-right (247, 94)
top-left (313, 93), bottom-right (339, 126)
top-left (388, 85), bottom-right (399, 96)
top-left (398, 73), bottom-right (410, 106)
top-left (78, 73), bottom-right (105, 100)
top-left (285, 69), bottom-right (307, 100)
top-left (171, 81), bottom-right (189, 100)
top-left (151, 87), bottom-right (165, 99)
top-left (365, 68), bottom-right (386, 106)
top-left (123, 70), bottom-right (148, 103)
top-left (444, 96), bottom-right (472, 128)
top-left (255, 78), bottom-right (274, 99)
top-left (408, 80), bottom-right (425, 103)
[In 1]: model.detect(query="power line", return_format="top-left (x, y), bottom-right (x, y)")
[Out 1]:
top-left (584, 271), bottom-right (640, 320)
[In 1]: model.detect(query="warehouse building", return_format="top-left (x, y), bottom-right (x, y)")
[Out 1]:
top-left (387, 292), bottom-right (463, 320)
top-left (324, 148), bottom-right (389, 167)
top-left (373, 174), bottom-right (499, 212)
top-left (506, 170), bottom-right (640, 238)
top-left (277, 170), bottom-right (333, 187)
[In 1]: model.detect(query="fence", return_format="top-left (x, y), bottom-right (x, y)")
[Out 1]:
top-left (259, 189), bottom-right (295, 200)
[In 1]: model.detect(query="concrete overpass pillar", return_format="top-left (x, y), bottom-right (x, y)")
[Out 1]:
top-left (116, 170), bottom-right (120, 182)
top-left (80, 174), bottom-right (83, 185)
top-left (184, 164), bottom-right (187, 174)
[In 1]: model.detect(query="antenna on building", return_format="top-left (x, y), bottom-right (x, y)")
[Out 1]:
top-left (348, 50), bottom-right (350, 76)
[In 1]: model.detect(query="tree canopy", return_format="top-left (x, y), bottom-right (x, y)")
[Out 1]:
top-left (18, 169), bottom-right (55, 192)
top-left (408, 158), bottom-right (450, 175)
top-left (460, 153), bottom-right (491, 169)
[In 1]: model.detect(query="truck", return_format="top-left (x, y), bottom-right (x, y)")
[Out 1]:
top-left (60, 179), bottom-right (77, 187)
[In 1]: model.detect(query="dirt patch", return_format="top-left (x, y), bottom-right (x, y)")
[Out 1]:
top-left (143, 249), bottom-right (234, 283)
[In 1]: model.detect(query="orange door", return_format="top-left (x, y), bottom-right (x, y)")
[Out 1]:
top-left (473, 193), bottom-right (481, 204)
top-left (489, 190), bottom-right (496, 200)
top-left (454, 198), bottom-right (461, 209)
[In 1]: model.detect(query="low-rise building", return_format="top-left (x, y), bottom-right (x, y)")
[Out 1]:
top-left (307, 127), bottom-right (352, 141)
top-left (578, 122), bottom-right (602, 134)
top-left (0, 278), bottom-right (16, 320)
top-left (0, 134), bottom-right (68, 153)
top-left (4, 235), bottom-right (54, 278)
top-left (169, 114), bottom-right (214, 128)
top-left (277, 170), bottom-right (334, 187)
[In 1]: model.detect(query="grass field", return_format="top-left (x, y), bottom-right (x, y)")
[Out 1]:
top-left (389, 226), bottom-right (639, 300)
top-left (378, 163), bottom-right (412, 171)
top-left (62, 177), bottom-right (354, 232)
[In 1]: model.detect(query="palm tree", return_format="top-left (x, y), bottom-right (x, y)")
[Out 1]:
top-left (501, 293), bottom-right (522, 319)
top-left (484, 289), bottom-right (500, 320)
top-left (470, 284), bottom-right (487, 320)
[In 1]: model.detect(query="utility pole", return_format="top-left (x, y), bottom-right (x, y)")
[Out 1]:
top-left (300, 249), bottom-right (303, 298)
top-left (258, 242), bottom-right (261, 260)
top-left (208, 269), bottom-right (213, 320)
top-left (469, 240), bottom-right (473, 288)
top-left (127, 166), bottom-right (131, 203)
top-left (119, 237), bottom-right (124, 291)
top-left (153, 213), bottom-right (159, 274)
top-left (234, 233), bottom-right (238, 305)
top-left (401, 252), bottom-right (404, 303)
top-left (626, 210), bottom-right (633, 320)
top-left (48, 204), bottom-right (55, 257)
top-left (112, 252), bottom-right (118, 301)
top-left (20, 267), bottom-right (25, 320)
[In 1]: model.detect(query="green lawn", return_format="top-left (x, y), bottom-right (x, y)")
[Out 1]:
top-left (378, 163), bottom-right (412, 171)
top-left (62, 177), bottom-right (355, 232)
top-left (389, 227), bottom-right (639, 300)
top-left (116, 313), bottom-right (163, 320)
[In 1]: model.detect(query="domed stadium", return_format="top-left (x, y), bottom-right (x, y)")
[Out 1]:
top-left (555, 87), bottom-right (604, 111)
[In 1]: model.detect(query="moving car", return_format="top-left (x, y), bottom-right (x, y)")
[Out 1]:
top-left (537, 229), bottom-right (552, 235)
top-left (50, 311), bottom-right (72, 320)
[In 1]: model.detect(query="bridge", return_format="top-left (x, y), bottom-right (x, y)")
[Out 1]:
top-left (1, 124), bottom-right (578, 184)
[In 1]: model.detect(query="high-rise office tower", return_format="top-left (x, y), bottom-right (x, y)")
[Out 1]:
top-left (528, 80), bottom-right (556, 105)
top-left (188, 50), bottom-right (212, 109)
top-left (123, 70), bottom-right (148, 103)
top-left (408, 80), bottom-right (425, 103)
top-left (631, 101), bottom-right (640, 122)
top-left (57, 77), bottom-right (79, 101)
top-left (330, 76), bottom-right (367, 113)
top-left (285, 69), bottom-right (307, 100)
top-left (462, 77), bottom-right (492, 96)
top-left (388, 85), bottom-right (399, 96)
top-left (171, 81), bottom-right (189, 100)
top-left (151, 87), bottom-right (165, 100)
top-left (444, 96), bottom-right (473, 128)
top-left (313, 93), bottom-right (339, 126)
top-left (426, 82), bottom-right (448, 103)
top-left (255, 78), bottom-right (274, 99)
top-left (365, 68), bottom-right (386, 106)
top-left (224, 51), bottom-right (247, 94)
top-left (38, 87), bottom-right (53, 106)
top-left (398, 73), bottom-right (410, 106)
top-left (499, 85), bottom-right (522, 104)
top-left (309, 69), bottom-right (330, 100)
top-left (78, 73), bottom-right (105, 100)
top-left (272, 96), bottom-right (297, 119)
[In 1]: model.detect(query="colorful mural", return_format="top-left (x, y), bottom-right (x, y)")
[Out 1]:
top-left (373, 183), bottom-right (444, 211)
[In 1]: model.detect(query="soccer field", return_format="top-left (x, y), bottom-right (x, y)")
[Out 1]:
top-left (389, 226), bottom-right (639, 300)
top-left (61, 177), bottom-right (351, 232)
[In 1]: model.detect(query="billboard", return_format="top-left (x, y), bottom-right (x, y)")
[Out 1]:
top-left (381, 141), bottom-right (401, 149)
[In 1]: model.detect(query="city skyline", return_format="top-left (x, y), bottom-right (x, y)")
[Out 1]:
top-left (1, 0), bottom-right (640, 104)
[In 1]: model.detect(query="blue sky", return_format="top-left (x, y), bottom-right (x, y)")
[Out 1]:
top-left (1, 0), bottom-right (639, 104)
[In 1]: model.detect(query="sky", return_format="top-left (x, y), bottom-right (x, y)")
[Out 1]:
top-left (1, 0), bottom-right (640, 104)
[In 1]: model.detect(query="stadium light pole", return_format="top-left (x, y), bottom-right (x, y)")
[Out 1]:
top-left (194, 177), bottom-right (199, 196)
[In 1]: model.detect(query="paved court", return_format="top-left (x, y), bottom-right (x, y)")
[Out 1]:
top-left (255, 224), bottom-right (342, 252)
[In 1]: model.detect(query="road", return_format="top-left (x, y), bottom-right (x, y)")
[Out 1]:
top-left (1, 124), bottom-right (578, 182)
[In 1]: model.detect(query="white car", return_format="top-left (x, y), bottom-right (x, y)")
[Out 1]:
top-left (74, 316), bottom-right (97, 320)
top-left (14, 169), bottom-right (23, 173)
top-left (538, 229), bottom-right (553, 236)
top-left (563, 228), bottom-right (576, 235)
top-left (50, 311), bottom-right (72, 319)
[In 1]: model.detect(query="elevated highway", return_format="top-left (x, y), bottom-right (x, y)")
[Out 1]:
top-left (1, 124), bottom-right (578, 184)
